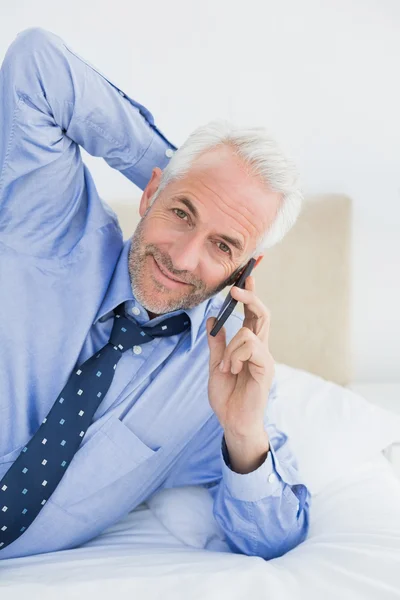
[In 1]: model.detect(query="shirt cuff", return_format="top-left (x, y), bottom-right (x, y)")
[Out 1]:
top-left (220, 434), bottom-right (282, 502)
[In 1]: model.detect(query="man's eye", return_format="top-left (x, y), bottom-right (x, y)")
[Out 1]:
top-left (173, 208), bottom-right (231, 256)
top-left (173, 208), bottom-right (188, 220)
top-left (217, 242), bottom-right (231, 255)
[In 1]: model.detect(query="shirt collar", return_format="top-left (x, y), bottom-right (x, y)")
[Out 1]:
top-left (93, 238), bottom-right (209, 351)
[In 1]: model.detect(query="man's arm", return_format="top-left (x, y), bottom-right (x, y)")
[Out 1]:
top-left (215, 419), bottom-right (310, 560)
top-left (0, 27), bottom-right (175, 256)
top-left (160, 383), bottom-right (311, 561)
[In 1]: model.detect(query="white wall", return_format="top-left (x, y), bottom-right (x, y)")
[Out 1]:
top-left (1, 0), bottom-right (399, 382)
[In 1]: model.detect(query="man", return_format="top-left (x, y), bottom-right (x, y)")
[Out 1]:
top-left (0, 27), bottom-right (310, 561)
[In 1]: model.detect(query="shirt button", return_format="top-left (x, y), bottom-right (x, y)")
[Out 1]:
top-left (268, 473), bottom-right (277, 484)
top-left (119, 90), bottom-right (125, 97)
top-left (131, 307), bottom-right (140, 316)
top-left (165, 148), bottom-right (174, 158)
top-left (133, 345), bottom-right (142, 355)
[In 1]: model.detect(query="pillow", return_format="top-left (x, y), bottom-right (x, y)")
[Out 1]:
top-left (147, 485), bottom-right (229, 551)
top-left (306, 452), bottom-right (400, 536)
top-left (267, 363), bottom-right (400, 494)
top-left (278, 453), bottom-right (400, 596)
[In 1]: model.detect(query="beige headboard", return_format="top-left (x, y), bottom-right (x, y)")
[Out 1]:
top-left (107, 194), bottom-right (352, 386)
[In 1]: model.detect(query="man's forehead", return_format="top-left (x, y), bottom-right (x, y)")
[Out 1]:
top-left (169, 146), bottom-right (279, 232)
top-left (168, 146), bottom-right (266, 208)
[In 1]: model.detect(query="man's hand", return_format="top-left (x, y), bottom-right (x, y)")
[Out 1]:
top-left (206, 275), bottom-right (275, 442)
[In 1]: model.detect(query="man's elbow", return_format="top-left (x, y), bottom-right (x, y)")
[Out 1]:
top-left (223, 508), bottom-right (310, 561)
top-left (273, 507), bottom-right (310, 559)
top-left (4, 27), bottom-right (58, 68)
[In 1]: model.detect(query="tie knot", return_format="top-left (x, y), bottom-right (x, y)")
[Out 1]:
top-left (108, 304), bottom-right (191, 352)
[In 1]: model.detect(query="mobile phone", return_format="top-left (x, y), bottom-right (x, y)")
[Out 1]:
top-left (209, 258), bottom-right (257, 337)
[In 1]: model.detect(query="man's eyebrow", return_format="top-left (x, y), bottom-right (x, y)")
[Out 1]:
top-left (174, 197), bottom-right (245, 254)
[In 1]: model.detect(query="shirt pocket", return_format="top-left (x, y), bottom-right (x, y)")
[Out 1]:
top-left (52, 416), bottom-right (162, 508)
top-left (0, 445), bottom-right (25, 480)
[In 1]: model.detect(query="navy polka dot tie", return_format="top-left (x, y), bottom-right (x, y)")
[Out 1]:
top-left (0, 303), bottom-right (190, 551)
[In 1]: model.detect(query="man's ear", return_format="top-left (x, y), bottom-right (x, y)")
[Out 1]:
top-left (139, 167), bottom-right (163, 217)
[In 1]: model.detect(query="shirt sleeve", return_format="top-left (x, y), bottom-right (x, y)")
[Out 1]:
top-left (0, 27), bottom-right (175, 256)
top-left (161, 379), bottom-right (311, 561)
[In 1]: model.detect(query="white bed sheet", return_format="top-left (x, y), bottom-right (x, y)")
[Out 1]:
top-left (1, 452), bottom-right (400, 600)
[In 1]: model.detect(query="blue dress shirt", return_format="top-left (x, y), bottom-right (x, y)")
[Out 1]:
top-left (0, 27), bottom-right (310, 561)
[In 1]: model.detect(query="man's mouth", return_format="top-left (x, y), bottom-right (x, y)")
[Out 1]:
top-left (152, 256), bottom-right (190, 287)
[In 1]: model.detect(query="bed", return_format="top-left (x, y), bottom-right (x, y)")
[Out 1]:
top-left (1, 194), bottom-right (399, 599)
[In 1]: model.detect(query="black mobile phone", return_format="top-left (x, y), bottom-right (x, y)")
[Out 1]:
top-left (209, 258), bottom-right (257, 337)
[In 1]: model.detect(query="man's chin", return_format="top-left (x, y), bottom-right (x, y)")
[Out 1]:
top-left (134, 285), bottom-right (190, 314)
top-left (139, 286), bottom-right (213, 314)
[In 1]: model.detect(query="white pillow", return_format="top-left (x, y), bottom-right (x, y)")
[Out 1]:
top-left (306, 452), bottom-right (400, 536)
top-left (278, 454), bottom-right (400, 597)
top-left (147, 485), bottom-right (229, 551)
top-left (267, 363), bottom-right (400, 494)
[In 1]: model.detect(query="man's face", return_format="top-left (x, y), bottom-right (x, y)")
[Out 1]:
top-left (128, 145), bottom-right (281, 317)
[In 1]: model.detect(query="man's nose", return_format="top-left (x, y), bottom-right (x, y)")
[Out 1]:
top-left (168, 232), bottom-right (204, 274)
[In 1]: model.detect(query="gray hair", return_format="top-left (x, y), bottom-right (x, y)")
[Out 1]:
top-left (149, 120), bottom-right (303, 258)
